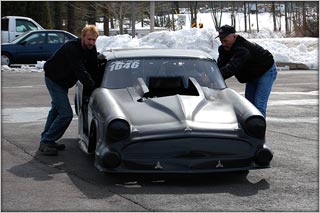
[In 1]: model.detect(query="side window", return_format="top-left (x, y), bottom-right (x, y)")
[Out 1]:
top-left (48, 33), bottom-right (64, 44)
top-left (64, 34), bottom-right (74, 43)
top-left (16, 19), bottom-right (38, 32)
top-left (1, 18), bottom-right (9, 31)
top-left (22, 33), bottom-right (46, 45)
top-left (48, 32), bottom-right (73, 44)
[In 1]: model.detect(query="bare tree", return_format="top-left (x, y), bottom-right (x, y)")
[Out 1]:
top-left (302, 2), bottom-right (307, 35)
top-left (248, 3), bottom-right (251, 32)
top-left (272, 2), bottom-right (277, 31)
top-left (87, 2), bottom-right (97, 25)
top-left (210, 2), bottom-right (223, 29)
top-left (67, 2), bottom-right (76, 35)
top-left (244, 2), bottom-right (248, 32)
top-left (231, 2), bottom-right (236, 29)
top-left (189, 1), bottom-right (198, 27)
top-left (52, 2), bottom-right (65, 29)
top-left (96, 2), bottom-right (111, 35)
top-left (109, 2), bottom-right (131, 34)
top-left (255, 2), bottom-right (259, 32)
top-left (284, 1), bottom-right (290, 34)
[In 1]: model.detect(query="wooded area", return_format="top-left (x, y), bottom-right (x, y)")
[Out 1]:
top-left (1, 1), bottom-right (319, 37)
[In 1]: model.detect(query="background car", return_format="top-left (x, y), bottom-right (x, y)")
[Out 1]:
top-left (1, 16), bottom-right (44, 43)
top-left (1, 29), bottom-right (77, 66)
top-left (75, 48), bottom-right (273, 174)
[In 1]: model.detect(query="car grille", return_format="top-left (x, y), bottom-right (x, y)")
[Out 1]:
top-left (120, 137), bottom-right (256, 171)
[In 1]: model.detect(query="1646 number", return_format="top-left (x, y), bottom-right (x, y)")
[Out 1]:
top-left (109, 60), bottom-right (140, 72)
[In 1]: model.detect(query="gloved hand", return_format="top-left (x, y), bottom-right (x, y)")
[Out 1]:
top-left (97, 53), bottom-right (106, 61)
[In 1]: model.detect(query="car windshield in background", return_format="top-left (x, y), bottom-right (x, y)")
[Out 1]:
top-left (102, 57), bottom-right (226, 90)
top-left (9, 31), bottom-right (30, 43)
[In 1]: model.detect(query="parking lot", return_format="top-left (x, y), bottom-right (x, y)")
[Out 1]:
top-left (1, 70), bottom-right (318, 211)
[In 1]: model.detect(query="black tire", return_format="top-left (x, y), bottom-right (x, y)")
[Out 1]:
top-left (1, 53), bottom-right (12, 66)
top-left (88, 122), bottom-right (97, 154)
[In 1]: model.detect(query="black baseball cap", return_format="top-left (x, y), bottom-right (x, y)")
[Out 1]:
top-left (216, 25), bottom-right (236, 39)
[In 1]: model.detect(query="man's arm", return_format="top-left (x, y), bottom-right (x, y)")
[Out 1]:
top-left (219, 46), bottom-right (251, 80)
top-left (67, 45), bottom-right (96, 90)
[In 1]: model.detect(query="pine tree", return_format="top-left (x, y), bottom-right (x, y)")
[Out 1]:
top-left (26, 1), bottom-right (52, 29)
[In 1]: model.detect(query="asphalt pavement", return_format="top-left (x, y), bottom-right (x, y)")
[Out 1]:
top-left (1, 70), bottom-right (318, 212)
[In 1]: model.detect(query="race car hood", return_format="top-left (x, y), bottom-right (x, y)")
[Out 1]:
top-left (128, 92), bottom-right (237, 127)
top-left (92, 78), bottom-right (239, 135)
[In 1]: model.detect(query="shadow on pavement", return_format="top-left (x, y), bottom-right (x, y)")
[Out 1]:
top-left (8, 137), bottom-right (270, 199)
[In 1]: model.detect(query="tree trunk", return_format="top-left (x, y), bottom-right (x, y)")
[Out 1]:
top-left (231, 2), bottom-right (236, 29)
top-left (256, 2), bottom-right (259, 32)
top-left (53, 2), bottom-right (63, 29)
top-left (244, 2), bottom-right (247, 32)
top-left (131, 2), bottom-right (136, 38)
top-left (302, 2), bottom-right (307, 36)
top-left (285, 2), bottom-right (289, 34)
top-left (103, 6), bottom-right (110, 36)
top-left (150, 1), bottom-right (155, 32)
top-left (87, 2), bottom-right (96, 25)
top-left (248, 5), bottom-right (251, 32)
top-left (272, 2), bottom-right (277, 31)
top-left (67, 2), bottom-right (76, 35)
top-left (189, 2), bottom-right (198, 27)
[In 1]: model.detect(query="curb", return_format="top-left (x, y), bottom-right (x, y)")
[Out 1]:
top-left (276, 62), bottom-right (309, 70)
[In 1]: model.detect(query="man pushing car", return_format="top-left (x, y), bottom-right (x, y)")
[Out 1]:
top-left (216, 25), bottom-right (277, 117)
top-left (38, 25), bottom-right (100, 156)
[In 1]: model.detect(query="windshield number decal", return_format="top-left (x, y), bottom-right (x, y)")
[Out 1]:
top-left (109, 60), bottom-right (140, 72)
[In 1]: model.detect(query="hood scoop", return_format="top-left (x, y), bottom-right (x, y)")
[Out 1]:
top-left (133, 77), bottom-right (207, 122)
top-left (135, 77), bottom-right (201, 101)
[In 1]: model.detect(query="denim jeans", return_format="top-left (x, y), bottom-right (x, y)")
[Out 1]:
top-left (40, 77), bottom-right (73, 144)
top-left (245, 63), bottom-right (277, 117)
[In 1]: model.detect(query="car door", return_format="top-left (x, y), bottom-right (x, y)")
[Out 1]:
top-left (15, 31), bottom-right (47, 63)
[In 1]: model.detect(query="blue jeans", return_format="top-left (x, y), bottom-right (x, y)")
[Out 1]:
top-left (245, 63), bottom-right (277, 117)
top-left (40, 77), bottom-right (73, 144)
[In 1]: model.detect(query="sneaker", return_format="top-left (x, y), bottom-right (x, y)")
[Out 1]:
top-left (51, 142), bottom-right (66, 151)
top-left (38, 143), bottom-right (58, 156)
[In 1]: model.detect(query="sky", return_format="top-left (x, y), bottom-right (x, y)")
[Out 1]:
top-left (1, 12), bottom-right (318, 72)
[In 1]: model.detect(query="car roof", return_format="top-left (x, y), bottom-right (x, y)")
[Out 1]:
top-left (104, 48), bottom-right (214, 61)
top-left (27, 29), bottom-right (74, 33)
top-left (1, 16), bottom-right (35, 20)
top-left (5, 29), bottom-right (77, 44)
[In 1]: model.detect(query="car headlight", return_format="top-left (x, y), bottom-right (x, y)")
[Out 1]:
top-left (107, 119), bottom-right (130, 142)
top-left (244, 116), bottom-right (266, 139)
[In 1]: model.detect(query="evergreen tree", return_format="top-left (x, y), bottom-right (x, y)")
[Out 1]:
top-left (1, 1), bottom-right (28, 16)
top-left (26, 1), bottom-right (52, 29)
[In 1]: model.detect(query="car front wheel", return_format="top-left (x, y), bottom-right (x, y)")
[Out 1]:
top-left (1, 53), bottom-right (12, 66)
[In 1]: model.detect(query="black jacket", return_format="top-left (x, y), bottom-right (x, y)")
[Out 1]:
top-left (217, 35), bottom-right (274, 83)
top-left (44, 38), bottom-right (99, 89)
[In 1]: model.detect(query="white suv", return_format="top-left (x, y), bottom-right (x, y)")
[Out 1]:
top-left (1, 16), bottom-right (44, 43)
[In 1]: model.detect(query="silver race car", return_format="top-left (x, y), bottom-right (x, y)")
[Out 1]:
top-left (75, 48), bottom-right (273, 173)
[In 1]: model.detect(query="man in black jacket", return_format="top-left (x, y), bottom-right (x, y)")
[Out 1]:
top-left (216, 25), bottom-right (277, 117)
top-left (39, 25), bottom-right (100, 155)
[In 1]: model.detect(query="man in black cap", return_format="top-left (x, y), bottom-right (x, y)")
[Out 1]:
top-left (216, 25), bottom-right (277, 117)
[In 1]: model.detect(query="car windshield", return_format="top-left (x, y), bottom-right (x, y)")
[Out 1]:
top-left (9, 31), bottom-right (31, 43)
top-left (101, 57), bottom-right (226, 90)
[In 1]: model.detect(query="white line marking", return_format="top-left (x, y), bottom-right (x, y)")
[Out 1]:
top-left (267, 117), bottom-right (318, 124)
top-left (2, 85), bottom-right (45, 89)
top-left (268, 99), bottom-right (318, 106)
top-left (240, 91), bottom-right (318, 95)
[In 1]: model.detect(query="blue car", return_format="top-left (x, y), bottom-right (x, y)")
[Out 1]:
top-left (1, 30), bottom-right (77, 66)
